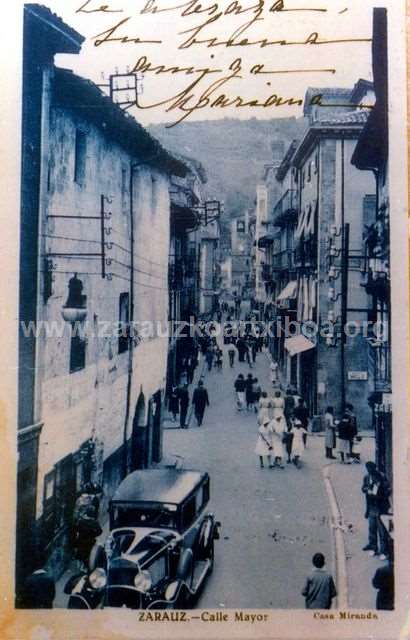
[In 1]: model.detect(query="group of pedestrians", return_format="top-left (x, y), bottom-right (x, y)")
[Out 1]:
top-left (234, 373), bottom-right (262, 412)
top-left (19, 482), bottom-right (104, 609)
top-left (323, 403), bottom-right (361, 463)
top-left (254, 388), bottom-right (309, 470)
top-left (205, 341), bottom-right (223, 372)
top-left (169, 380), bottom-right (210, 428)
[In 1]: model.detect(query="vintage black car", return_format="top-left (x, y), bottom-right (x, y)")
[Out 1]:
top-left (83, 469), bottom-right (219, 609)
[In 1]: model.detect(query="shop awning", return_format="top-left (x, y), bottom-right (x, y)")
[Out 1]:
top-left (276, 280), bottom-right (297, 302)
top-left (284, 335), bottom-right (316, 357)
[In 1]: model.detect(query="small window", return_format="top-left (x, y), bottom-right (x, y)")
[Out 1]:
top-left (181, 496), bottom-right (196, 529)
top-left (151, 175), bottom-right (158, 214)
top-left (47, 163), bottom-right (52, 192)
top-left (237, 220), bottom-right (245, 233)
top-left (118, 292), bottom-right (130, 354)
top-left (74, 129), bottom-right (86, 185)
top-left (70, 325), bottom-right (86, 373)
top-left (121, 166), bottom-right (128, 210)
top-left (42, 470), bottom-right (56, 543)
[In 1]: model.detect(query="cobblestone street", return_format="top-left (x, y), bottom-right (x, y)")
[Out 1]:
top-left (164, 341), bottom-right (335, 609)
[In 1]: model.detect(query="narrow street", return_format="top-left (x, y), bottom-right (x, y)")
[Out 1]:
top-left (163, 333), bottom-right (334, 609)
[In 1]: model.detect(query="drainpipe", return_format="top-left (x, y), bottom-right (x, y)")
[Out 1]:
top-left (315, 140), bottom-right (321, 415)
top-left (340, 139), bottom-right (348, 412)
top-left (122, 162), bottom-right (136, 478)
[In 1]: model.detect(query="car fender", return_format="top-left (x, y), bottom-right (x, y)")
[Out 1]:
top-left (176, 547), bottom-right (194, 582)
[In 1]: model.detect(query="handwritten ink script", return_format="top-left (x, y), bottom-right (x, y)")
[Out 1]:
top-left (75, 0), bottom-right (372, 125)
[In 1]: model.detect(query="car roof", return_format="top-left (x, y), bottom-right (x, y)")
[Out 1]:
top-left (111, 469), bottom-right (208, 505)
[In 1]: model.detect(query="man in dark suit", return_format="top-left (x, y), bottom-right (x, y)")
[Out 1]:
top-left (178, 383), bottom-right (190, 428)
top-left (192, 380), bottom-right (210, 426)
top-left (362, 462), bottom-right (391, 559)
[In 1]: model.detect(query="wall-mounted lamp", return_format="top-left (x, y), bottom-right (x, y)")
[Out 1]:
top-left (329, 244), bottom-right (341, 258)
top-left (328, 265), bottom-right (340, 280)
top-left (328, 287), bottom-right (342, 303)
top-left (325, 335), bottom-right (337, 347)
top-left (327, 309), bottom-right (335, 323)
top-left (329, 225), bottom-right (342, 238)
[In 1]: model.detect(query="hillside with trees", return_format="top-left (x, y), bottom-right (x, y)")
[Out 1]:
top-left (149, 117), bottom-right (307, 220)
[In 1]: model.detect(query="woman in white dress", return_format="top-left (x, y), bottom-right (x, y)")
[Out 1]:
top-left (271, 416), bottom-right (286, 468)
top-left (270, 359), bottom-right (279, 386)
top-left (257, 391), bottom-right (272, 425)
top-left (254, 418), bottom-right (273, 469)
top-left (324, 406), bottom-right (337, 459)
top-left (290, 419), bottom-right (308, 468)
top-left (271, 390), bottom-right (285, 419)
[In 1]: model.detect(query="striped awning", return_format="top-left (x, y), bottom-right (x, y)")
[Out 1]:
top-left (285, 335), bottom-right (316, 357)
top-left (276, 280), bottom-right (297, 302)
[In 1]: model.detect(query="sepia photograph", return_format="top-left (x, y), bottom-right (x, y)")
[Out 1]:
top-left (1, 0), bottom-right (409, 638)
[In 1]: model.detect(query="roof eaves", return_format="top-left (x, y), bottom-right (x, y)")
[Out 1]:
top-left (53, 69), bottom-right (188, 177)
top-left (25, 4), bottom-right (85, 50)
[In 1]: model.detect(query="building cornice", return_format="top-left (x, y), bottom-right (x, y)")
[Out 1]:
top-left (292, 123), bottom-right (365, 168)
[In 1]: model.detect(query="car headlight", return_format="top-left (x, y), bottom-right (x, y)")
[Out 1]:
top-left (89, 568), bottom-right (107, 590)
top-left (134, 570), bottom-right (152, 593)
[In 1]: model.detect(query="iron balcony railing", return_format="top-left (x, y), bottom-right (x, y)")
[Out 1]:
top-left (361, 220), bottom-right (390, 294)
top-left (168, 254), bottom-right (198, 290)
top-left (261, 250), bottom-right (295, 281)
top-left (261, 264), bottom-right (272, 281)
top-left (272, 189), bottom-right (298, 227)
top-left (272, 249), bottom-right (294, 271)
top-left (368, 341), bottom-right (391, 392)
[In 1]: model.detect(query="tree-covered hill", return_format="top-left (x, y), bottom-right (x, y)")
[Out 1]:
top-left (149, 117), bottom-right (307, 218)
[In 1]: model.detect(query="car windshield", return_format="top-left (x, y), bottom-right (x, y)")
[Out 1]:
top-left (111, 504), bottom-right (177, 529)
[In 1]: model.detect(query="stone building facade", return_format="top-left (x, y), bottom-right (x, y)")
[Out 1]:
top-left (352, 8), bottom-right (392, 484)
top-left (262, 86), bottom-right (377, 427)
top-left (17, 5), bottom-right (189, 594)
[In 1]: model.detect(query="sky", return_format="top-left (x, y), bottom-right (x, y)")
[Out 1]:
top-left (33, 0), bottom-right (383, 125)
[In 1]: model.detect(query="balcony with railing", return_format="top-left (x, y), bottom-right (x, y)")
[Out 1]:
top-left (272, 249), bottom-right (295, 272)
top-left (168, 252), bottom-right (199, 290)
top-left (261, 263), bottom-right (272, 282)
top-left (272, 189), bottom-right (298, 227)
top-left (368, 341), bottom-right (391, 393)
top-left (294, 237), bottom-right (318, 269)
top-left (362, 219), bottom-right (390, 298)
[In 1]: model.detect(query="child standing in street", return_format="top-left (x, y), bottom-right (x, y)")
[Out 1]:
top-left (301, 553), bottom-right (337, 609)
top-left (350, 435), bottom-right (362, 463)
top-left (290, 419), bottom-right (308, 468)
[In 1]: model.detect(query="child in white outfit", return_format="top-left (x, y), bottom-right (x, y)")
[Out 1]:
top-left (290, 420), bottom-right (308, 468)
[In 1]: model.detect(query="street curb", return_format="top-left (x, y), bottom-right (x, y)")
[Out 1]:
top-left (322, 464), bottom-right (349, 609)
